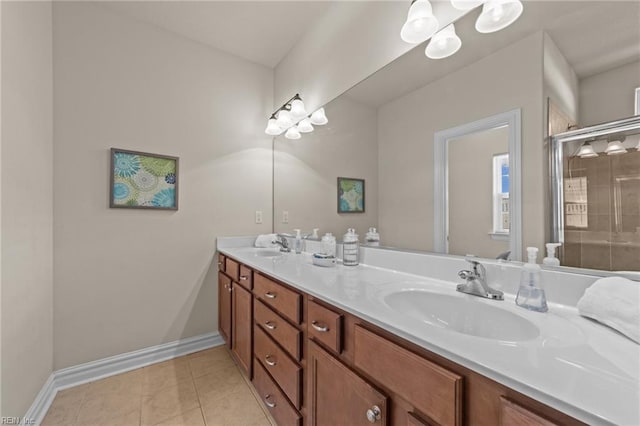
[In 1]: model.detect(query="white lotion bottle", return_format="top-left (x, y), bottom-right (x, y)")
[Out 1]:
top-left (542, 243), bottom-right (561, 266)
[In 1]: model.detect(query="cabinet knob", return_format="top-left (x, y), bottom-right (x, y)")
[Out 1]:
top-left (239, 275), bottom-right (248, 281)
top-left (264, 394), bottom-right (276, 408)
top-left (217, 261), bottom-right (222, 266)
top-left (311, 321), bottom-right (330, 333)
top-left (264, 321), bottom-right (277, 330)
top-left (265, 292), bottom-right (277, 299)
top-left (265, 354), bottom-right (277, 366)
top-left (366, 406), bottom-right (381, 423)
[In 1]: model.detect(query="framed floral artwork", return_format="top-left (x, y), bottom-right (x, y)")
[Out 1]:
top-left (109, 148), bottom-right (179, 210)
top-left (337, 177), bottom-right (365, 213)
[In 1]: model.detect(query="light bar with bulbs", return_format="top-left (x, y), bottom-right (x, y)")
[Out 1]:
top-left (265, 94), bottom-right (328, 139)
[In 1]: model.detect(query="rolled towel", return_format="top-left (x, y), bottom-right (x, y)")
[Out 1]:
top-left (577, 276), bottom-right (640, 344)
top-left (254, 233), bottom-right (278, 248)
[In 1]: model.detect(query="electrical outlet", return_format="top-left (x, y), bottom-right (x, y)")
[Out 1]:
top-left (255, 210), bottom-right (263, 224)
top-left (282, 210), bottom-right (289, 224)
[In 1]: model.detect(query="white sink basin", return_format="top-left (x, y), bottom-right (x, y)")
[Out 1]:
top-left (254, 250), bottom-right (283, 258)
top-left (384, 290), bottom-right (539, 341)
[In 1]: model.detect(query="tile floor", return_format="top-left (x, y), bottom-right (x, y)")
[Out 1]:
top-left (42, 346), bottom-right (272, 426)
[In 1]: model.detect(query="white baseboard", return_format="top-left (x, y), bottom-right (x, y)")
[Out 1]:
top-left (23, 332), bottom-right (223, 425)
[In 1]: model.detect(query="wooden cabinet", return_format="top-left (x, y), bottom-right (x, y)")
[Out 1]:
top-left (307, 299), bottom-right (343, 354)
top-left (218, 271), bottom-right (232, 347)
top-left (254, 273), bottom-right (302, 324)
top-left (499, 397), bottom-right (557, 426)
top-left (232, 282), bottom-right (253, 377)
top-left (308, 340), bottom-right (388, 426)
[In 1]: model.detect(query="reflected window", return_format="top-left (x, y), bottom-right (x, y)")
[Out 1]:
top-left (492, 153), bottom-right (509, 234)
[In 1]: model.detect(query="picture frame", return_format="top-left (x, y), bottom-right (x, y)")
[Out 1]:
top-left (109, 148), bottom-right (179, 210)
top-left (337, 177), bottom-right (365, 213)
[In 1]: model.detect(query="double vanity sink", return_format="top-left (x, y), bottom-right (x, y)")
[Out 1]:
top-left (219, 242), bottom-right (639, 425)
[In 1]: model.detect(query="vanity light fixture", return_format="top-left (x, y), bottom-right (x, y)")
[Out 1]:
top-left (604, 135), bottom-right (627, 155)
top-left (265, 93), bottom-right (328, 139)
top-left (425, 24), bottom-right (462, 59)
top-left (475, 0), bottom-right (524, 34)
top-left (576, 141), bottom-right (598, 158)
top-left (400, 0), bottom-right (439, 44)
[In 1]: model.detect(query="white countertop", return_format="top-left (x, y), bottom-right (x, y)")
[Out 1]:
top-left (218, 243), bottom-right (640, 426)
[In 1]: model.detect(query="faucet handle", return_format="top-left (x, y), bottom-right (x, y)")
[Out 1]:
top-left (465, 255), bottom-right (480, 266)
top-left (458, 270), bottom-right (474, 280)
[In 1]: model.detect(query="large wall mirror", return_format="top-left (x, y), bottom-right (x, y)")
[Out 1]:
top-left (273, 1), bottom-right (640, 273)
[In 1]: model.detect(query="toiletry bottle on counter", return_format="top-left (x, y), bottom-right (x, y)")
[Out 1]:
top-left (311, 228), bottom-right (319, 240)
top-left (343, 228), bottom-right (360, 266)
top-left (321, 233), bottom-right (336, 258)
top-left (516, 247), bottom-right (548, 312)
top-left (542, 243), bottom-right (561, 266)
top-left (365, 227), bottom-right (380, 246)
top-left (293, 229), bottom-right (302, 254)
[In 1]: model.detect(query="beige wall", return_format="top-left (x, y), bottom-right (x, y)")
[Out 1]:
top-left (53, 2), bottom-right (273, 369)
top-left (378, 32), bottom-right (544, 259)
top-left (579, 60), bottom-right (640, 126)
top-left (273, 96), bottom-right (378, 239)
top-left (274, 2), bottom-right (467, 113)
top-left (449, 127), bottom-right (509, 258)
top-left (1, 0), bottom-right (54, 417)
top-left (543, 33), bottom-right (579, 124)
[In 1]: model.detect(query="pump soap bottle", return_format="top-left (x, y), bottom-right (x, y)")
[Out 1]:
top-left (542, 243), bottom-right (562, 266)
top-left (516, 247), bottom-right (548, 312)
top-left (293, 229), bottom-right (302, 254)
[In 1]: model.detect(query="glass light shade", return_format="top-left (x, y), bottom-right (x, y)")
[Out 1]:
top-left (450, 0), bottom-right (484, 10)
top-left (576, 142), bottom-right (598, 158)
top-left (400, 0), bottom-right (439, 44)
top-left (425, 24), bottom-right (462, 59)
top-left (290, 99), bottom-right (308, 120)
top-left (265, 118), bottom-right (282, 136)
top-left (605, 140), bottom-right (627, 155)
top-left (310, 107), bottom-right (328, 125)
top-left (635, 138), bottom-right (640, 150)
top-left (297, 118), bottom-right (314, 133)
top-left (285, 126), bottom-right (301, 140)
top-left (475, 0), bottom-right (523, 33)
top-left (276, 109), bottom-right (293, 128)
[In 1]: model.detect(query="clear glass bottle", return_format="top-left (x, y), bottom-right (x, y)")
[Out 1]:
top-left (342, 228), bottom-right (359, 266)
top-left (321, 233), bottom-right (336, 258)
top-left (365, 227), bottom-right (380, 246)
top-left (516, 247), bottom-right (548, 312)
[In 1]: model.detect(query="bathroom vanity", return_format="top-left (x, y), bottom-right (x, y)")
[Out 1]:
top-left (216, 239), bottom-right (639, 426)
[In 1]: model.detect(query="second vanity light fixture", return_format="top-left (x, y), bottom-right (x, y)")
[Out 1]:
top-left (401, 0), bottom-right (524, 59)
top-left (265, 94), bottom-right (328, 140)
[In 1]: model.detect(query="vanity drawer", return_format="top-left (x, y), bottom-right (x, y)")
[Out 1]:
top-left (225, 257), bottom-right (240, 282)
top-left (253, 359), bottom-right (301, 426)
top-left (218, 254), bottom-right (226, 272)
top-left (238, 264), bottom-right (253, 290)
top-left (254, 325), bottom-right (302, 409)
top-left (253, 273), bottom-right (301, 324)
top-left (354, 325), bottom-right (463, 426)
top-left (254, 300), bottom-right (301, 361)
top-left (499, 397), bottom-right (557, 426)
top-left (307, 299), bottom-right (343, 353)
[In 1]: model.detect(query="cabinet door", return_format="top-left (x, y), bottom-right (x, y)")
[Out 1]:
top-left (232, 282), bottom-right (253, 377)
top-left (308, 341), bottom-right (388, 426)
top-left (218, 272), bottom-right (232, 347)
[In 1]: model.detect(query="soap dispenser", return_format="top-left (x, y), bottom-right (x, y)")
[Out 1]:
top-left (516, 247), bottom-right (548, 312)
top-left (542, 243), bottom-right (562, 266)
top-left (293, 229), bottom-right (302, 254)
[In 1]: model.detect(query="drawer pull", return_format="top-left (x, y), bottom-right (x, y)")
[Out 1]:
top-left (217, 261), bottom-right (222, 266)
top-left (265, 292), bottom-right (277, 299)
top-left (311, 321), bottom-right (330, 332)
top-left (265, 354), bottom-right (277, 366)
top-left (239, 275), bottom-right (248, 281)
top-left (228, 286), bottom-right (232, 293)
top-left (366, 405), bottom-right (381, 423)
top-left (264, 321), bottom-right (277, 330)
top-left (264, 394), bottom-right (276, 408)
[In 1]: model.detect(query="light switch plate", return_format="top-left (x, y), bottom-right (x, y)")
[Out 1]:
top-left (282, 210), bottom-right (289, 224)
top-left (255, 210), bottom-right (263, 224)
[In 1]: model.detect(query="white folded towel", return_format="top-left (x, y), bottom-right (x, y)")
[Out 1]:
top-left (254, 234), bottom-right (278, 248)
top-left (577, 276), bottom-right (640, 344)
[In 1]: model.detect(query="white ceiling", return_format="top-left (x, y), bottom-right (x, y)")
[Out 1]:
top-left (99, 1), bottom-right (332, 68)
top-left (344, 1), bottom-right (640, 107)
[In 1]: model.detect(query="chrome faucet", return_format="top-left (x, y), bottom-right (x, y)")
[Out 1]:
top-left (457, 257), bottom-right (504, 300)
top-left (272, 234), bottom-right (291, 253)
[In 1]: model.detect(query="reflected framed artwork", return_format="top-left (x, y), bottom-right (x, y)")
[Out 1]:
top-left (109, 148), bottom-right (179, 210)
top-left (337, 177), bottom-right (365, 213)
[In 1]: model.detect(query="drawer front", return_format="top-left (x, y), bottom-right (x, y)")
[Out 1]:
top-left (307, 299), bottom-right (343, 353)
top-left (254, 325), bottom-right (302, 409)
top-left (218, 254), bottom-right (226, 272)
top-left (499, 397), bottom-right (557, 426)
top-left (225, 257), bottom-right (240, 282)
top-left (238, 264), bottom-right (253, 290)
top-left (253, 273), bottom-right (301, 324)
top-left (253, 360), bottom-right (301, 426)
top-left (354, 326), bottom-right (463, 426)
top-left (254, 300), bottom-right (301, 361)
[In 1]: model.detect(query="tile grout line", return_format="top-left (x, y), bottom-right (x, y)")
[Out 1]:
top-left (187, 352), bottom-right (208, 426)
